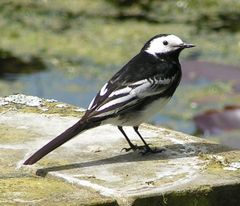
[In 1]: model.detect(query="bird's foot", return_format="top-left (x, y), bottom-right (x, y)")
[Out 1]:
top-left (139, 146), bottom-right (165, 155)
top-left (122, 144), bottom-right (164, 154)
top-left (121, 144), bottom-right (139, 152)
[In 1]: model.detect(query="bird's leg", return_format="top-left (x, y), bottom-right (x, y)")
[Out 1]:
top-left (133, 126), bottom-right (152, 151)
top-left (133, 126), bottom-right (164, 155)
top-left (118, 126), bottom-right (138, 152)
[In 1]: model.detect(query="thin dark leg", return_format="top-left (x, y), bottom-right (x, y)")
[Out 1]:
top-left (118, 126), bottom-right (136, 150)
top-left (133, 126), bottom-right (164, 154)
top-left (133, 126), bottom-right (152, 151)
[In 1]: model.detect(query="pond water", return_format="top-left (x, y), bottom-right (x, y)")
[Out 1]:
top-left (1, 61), bottom-right (240, 148)
top-left (2, 66), bottom-right (195, 132)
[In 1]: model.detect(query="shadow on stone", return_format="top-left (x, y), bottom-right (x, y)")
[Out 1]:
top-left (36, 142), bottom-right (232, 177)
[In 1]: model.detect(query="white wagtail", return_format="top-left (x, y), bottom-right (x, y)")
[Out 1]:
top-left (24, 34), bottom-right (195, 165)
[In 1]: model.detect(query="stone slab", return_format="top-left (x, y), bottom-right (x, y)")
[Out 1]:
top-left (0, 94), bottom-right (240, 206)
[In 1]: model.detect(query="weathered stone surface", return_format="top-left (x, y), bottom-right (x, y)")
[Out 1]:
top-left (0, 94), bottom-right (240, 206)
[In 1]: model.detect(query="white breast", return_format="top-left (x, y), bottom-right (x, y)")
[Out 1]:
top-left (139, 97), bottom-right (170, 124)
top-left (103, 97), bottom-right (170, 126)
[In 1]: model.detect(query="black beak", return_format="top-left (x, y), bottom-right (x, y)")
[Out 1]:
top-left (173, 43), bottom-right (195, 49)
top-left (180, 43), bottom-right (195, 48)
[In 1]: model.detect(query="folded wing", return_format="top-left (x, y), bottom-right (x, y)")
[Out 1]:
top-left (84, 74), bottom-right (176, 120)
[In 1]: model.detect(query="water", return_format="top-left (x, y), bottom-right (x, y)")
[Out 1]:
top-left (2, 67), bottom-right (197, 133)
top-left (5, 69), bottom-right (98, 108)
top-left (1, 64), bottom-right (240, 149)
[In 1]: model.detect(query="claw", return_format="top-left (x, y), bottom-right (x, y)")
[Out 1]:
top-left (121, 147), bottom-right (133, 152)
top-left (121, 144), bottom-right (138, 152)
top-left (121, 144), bottom-right (163, 154)
top-left (139, 147), bottom-right (165, 155)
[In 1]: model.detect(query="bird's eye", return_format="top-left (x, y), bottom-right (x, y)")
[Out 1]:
top-left (163, 40), bottom-right (168, 45)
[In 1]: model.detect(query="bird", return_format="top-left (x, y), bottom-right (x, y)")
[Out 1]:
top-left (23, 34), bottom-right (195, 165)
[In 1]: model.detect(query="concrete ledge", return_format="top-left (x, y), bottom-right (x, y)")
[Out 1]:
top-left (0, 94), bottom-right (240, 206)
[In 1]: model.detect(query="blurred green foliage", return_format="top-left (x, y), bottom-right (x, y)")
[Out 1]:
top-left (107, 0), bottom-right (240, 31)
top-left (0, 0), bottom-right (239, 76)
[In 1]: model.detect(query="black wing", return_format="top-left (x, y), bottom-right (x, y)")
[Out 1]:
top-left (83, 52), bottom-right (180, 119)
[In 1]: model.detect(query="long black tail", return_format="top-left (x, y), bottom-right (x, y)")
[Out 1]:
top-left (23, 119), bottom-right (100, 165)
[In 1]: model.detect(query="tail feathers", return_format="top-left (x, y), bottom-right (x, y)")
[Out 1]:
top-left (23, 120), bottom-right (100, 165)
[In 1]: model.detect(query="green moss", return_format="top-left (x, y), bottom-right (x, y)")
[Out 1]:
top-left (0, 175), bottom-right (117, 206)
top-left (0, 149), bottom-right (117, 206)
top-left (0, 100), bottom-right (85, 117)
top-left (0, 124), bottom-right (38, 144)
top-left (0, 150), bottom-right (24, 174)
top-left (133, 184), bottom-right (240, 206)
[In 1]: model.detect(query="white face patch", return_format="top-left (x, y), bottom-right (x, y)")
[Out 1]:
top-left (145, 35), bottom-right (184, 56)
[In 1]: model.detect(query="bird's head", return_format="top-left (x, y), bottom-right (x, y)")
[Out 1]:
top-left (143, 34), bottom-right (195, 57)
